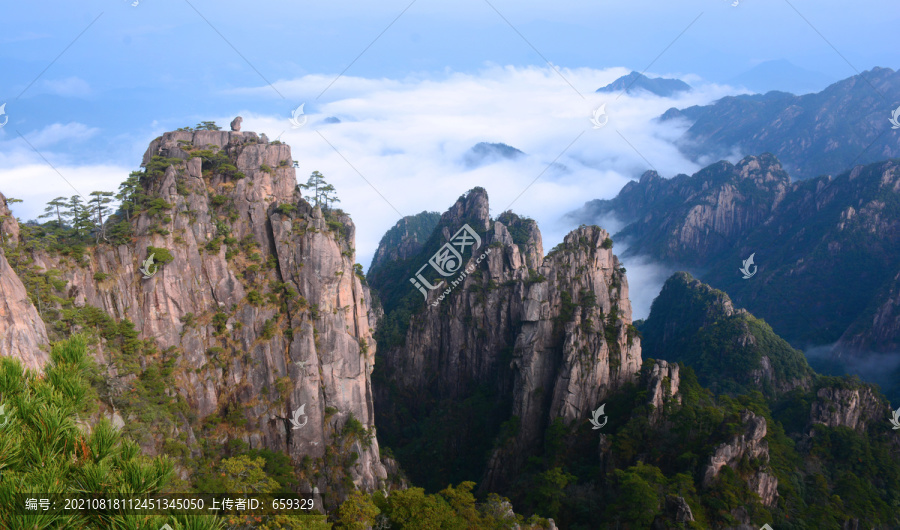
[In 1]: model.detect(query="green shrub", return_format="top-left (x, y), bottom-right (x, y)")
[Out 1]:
top-left (146, 246), bottom-right (175, 264)
top-left (205, 238), bottom-right (221, 252)
top-left (275, 203), bottom-right (297, 216)
top-left (261, 318), bottom-right (276, 340)
top-left (247, 290), bottom-right (263, 306)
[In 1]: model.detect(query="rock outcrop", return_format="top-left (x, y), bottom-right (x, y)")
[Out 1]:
top-left (6, 129), bottom-right (388, 501)
top-left (0, 193), bottom-right (51, 371)
top-left (650, 495), bottom-right (695, 528)
top-left (373, 189), bottom-right (642, 492)
top-left (642, 359), bottom-right (681, 423)
top-left (810, 384), bottom-right (887, 432)
top-left (702, 410), bottom-right (778, 507)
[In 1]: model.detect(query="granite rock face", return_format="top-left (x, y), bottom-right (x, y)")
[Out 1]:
top-left (702, 410), bottom-right (778, 507)
top-left (374, 189), bottom-right (642, 492)
top-left (810, 384), bottom-right (887, 432)
top-left (8, 129), bottom-right (388, 498)
top-left (568, 154), bottom-right (791, 265)
top-left (0, 192), bottom-right (51, 371)
top-left (643, 359), bottom-right (681, 423)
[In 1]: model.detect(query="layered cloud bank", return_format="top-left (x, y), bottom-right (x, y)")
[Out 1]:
top-left (1, 66), bottom-right (743, 317)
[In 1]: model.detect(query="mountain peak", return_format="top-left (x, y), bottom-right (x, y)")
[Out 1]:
top-left (596, 71), bottom-right (691, 97)
top-left (641, 272), bottom-right (813, 396)
top-left (463, 142), bottom-right (525, 168)
top-left (441, 187), bottom-right (491, 232)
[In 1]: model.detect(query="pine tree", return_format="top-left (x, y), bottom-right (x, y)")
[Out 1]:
top-left (116, 171), bottom-right (142, 221)
top-left (299, 171), bottom-right (327, 207)
top-left (66, 195), bottom-right (93, 237)
top-left (89, 191), bottom-right (115, 242)
top-left (195, 121), bottom-right (221, 131)
top-left (38, 196), bottom-right (68, 227)
top-left (320, 183), bottom-right (341, 211)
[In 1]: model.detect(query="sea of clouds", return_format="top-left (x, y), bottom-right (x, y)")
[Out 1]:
top-left (0, 65), bottom-right (747, 318)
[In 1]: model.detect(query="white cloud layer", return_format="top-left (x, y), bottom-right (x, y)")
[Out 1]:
top-left (0, 66), bottom-right (747, 318)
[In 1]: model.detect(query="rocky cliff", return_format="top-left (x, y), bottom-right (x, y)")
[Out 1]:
top-left (571, 154), bottom-right (900, 353)
top-left (810, 383), bottom-right (887, 432)
top-left (567, 154), bottom-right (790, 265)
top-left (366, 211), bottom-right (441, 291)
top-left (0, 129), bottom-right (388, 502)
top-left (702, 410), bottom-right (778, 507)
top-left (0, 192), bottom-right (51, 371)
top-left (372, 189), bottom-right (642, 492)
top-left (642, 359), bottom-right (681, 423)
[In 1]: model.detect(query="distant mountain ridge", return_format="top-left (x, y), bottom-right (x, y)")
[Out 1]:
top-left (597, 70), bottom-right (692, 97)
top-left (463, 142), bottom-right (525, 168)
top-left (661, 67), bottom-right (900, 180)
top-left (568, 154), bottom-right (900, 352)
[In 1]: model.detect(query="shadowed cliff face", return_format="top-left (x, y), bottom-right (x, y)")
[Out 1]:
top-left (571, 154), bottom-right (900, 355)
top-left (372, 189), bottom-right (642, 492)
top-left (1, 129), bottom-right (388, 499)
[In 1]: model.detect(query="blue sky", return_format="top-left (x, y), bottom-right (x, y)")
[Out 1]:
top-left (1, 0), bottom-right (897, 317)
